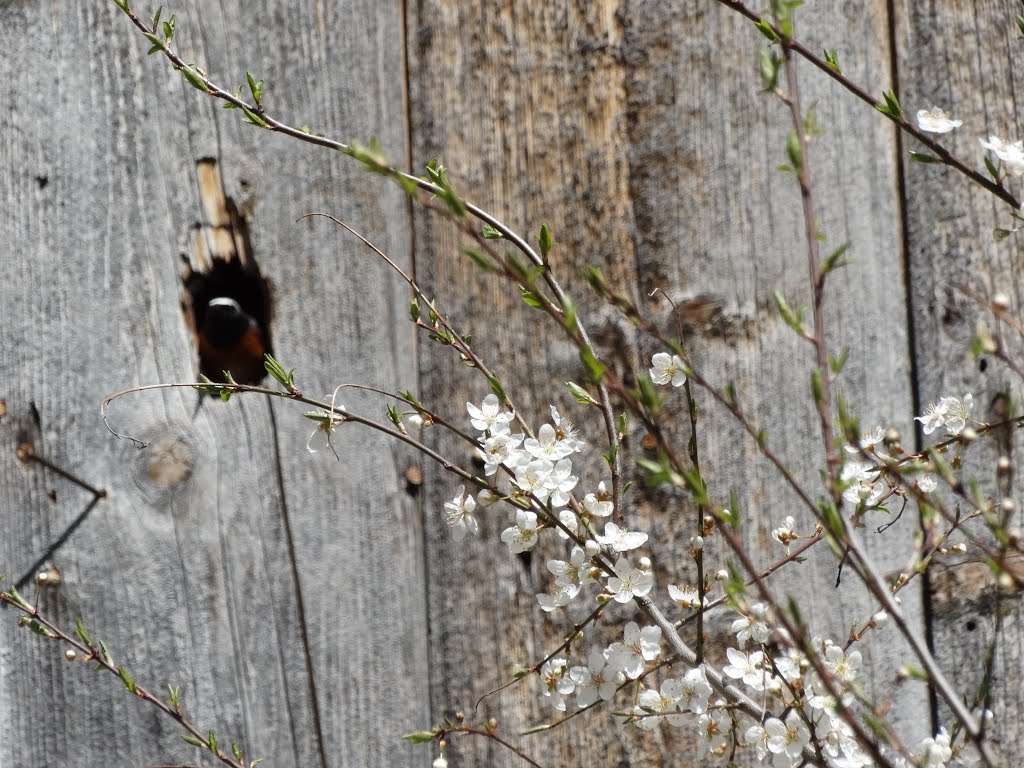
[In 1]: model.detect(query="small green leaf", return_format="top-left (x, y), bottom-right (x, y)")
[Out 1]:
top-left (909, 150), bottom-right (940, 164)
top-left (117, 666), bottom-right (137, 694)
top-left (754, 18), bottom-right (779, 42)
top-left (462, 245), bottom-right (493, 272)
top-left (822, 242), bottom-right (850, 274)
top-left (167, 685), bottom-right (180, 708)
top-left (984, 156), bottom-right (1001, 182)
top-left (181, 67), bottom-right (209, 92)
top-left (1017, 14), bottom-right (1024, 37)
top-left (114, 0), bottom-right (129, 11)
top-left (823, 49), bottom-right (841, 73)
top-left (75, 618), bottom-right (92, 647)
top-left (773, 290), bottom-right (804, 334)
top-left (409, 297), bottom-right (420, 321)
top-left (520, 286), bottom-right (543, 308)
top-left (521, 724), bottom-right (553, 736)
top-left (264, 354), bottom-right (296, 391)
top-left (481, 225), bottom-right (502, 240)
top-left (183, 735), bottom-right (206, 749)
top-left (537, 223), bottom-right (553, 257)
top-left (402, 730), bottom-right (439, 745)
top-left (786, 130), bottom-right (802, 173)
top-left (811, 368), bottom-right (824, 406)
top-left (759, 49), bottom-right (779, 91)
top-left (208, 731), bottom-right (218, 754)
top-left (151, 6), bottom-right (163, 29)
top-left (561, 294), bottom-right (576, 329)
top-left (19, 617), bottom-right (52, 636)
top-left (162, 16), bottom-right (175, 40)
top-left (579, 347), bottom-right (606, 383)
top-left (240, 106), bottom-right (268, 127)
top-left (232, 742), bottom-right (244, 761)
top-left (875, 89), bottom-right (903, 120)
top-left (488, 376), bottom-right (507, 403)
top-left (565, 381), bottom-right (597, 405)
top-left (246, 71), bottom-right (264, 103)
top-left (828, 347), bottom-right (849, 374)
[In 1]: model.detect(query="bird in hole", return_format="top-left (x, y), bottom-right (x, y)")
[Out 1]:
top-left (196, 295), bottom-right (268, 385)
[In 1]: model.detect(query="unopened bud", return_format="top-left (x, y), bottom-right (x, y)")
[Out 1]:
top-left (998, 572), bottom-right (1015, 591)
top-left (993, 293), bottom-right (1011, 312)
top-left (65, 649), bottom-right (77, 662)
top-left (960, 427), bottom-right (977, 444)
top-left (950, 542), bottom-right (967, 554)
top-left (1001, 498), bottom-right (1015, 516)
top-left (716, 569), bottom-right (728, 582)
top-left (585, 539), bottom-right (600, 558)
top-left (638, 556), bottom-right (652, 571)
top-left (871, 611), bottom-right (888, 629)
top-left (690, 535), bottom-right (704, 552)
top-left (997, 456), bottom-right (1012, 477)
top-left (884, 428), bottom-right (901, 446)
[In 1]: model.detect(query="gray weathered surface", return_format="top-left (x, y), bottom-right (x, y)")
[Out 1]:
top-left (1, 1), bottom-right (1021, 767)
top-left (1, 3), bottom-right (420, 767)
top-left (894, 0), bottom-right (1024, 757)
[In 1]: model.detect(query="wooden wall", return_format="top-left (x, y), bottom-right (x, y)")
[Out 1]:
top-left (1, 1), bottom-right (1020, 765)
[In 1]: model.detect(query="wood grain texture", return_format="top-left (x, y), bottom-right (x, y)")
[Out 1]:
top-left (3, 0), bottom-right (1021, 766)
top-left (894, 0), bottom-right (1024, 759)
top-left (408, 1), bottom-right (927, 766)
top-left (1, 3), bottom-right (420, 767)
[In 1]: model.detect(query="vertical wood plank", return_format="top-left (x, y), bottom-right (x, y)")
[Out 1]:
top-left (408, 1), bottom-right (928, 765)
top-left (894, 0), bottom-right (1024, 758)
top-left (1, 2), bottom-right (422, 767)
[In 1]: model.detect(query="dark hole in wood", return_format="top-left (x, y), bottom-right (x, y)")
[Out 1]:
top-left (979, 357), bottom-right (988, 372)
top-left (965, 619), bottom-right (977, 632)
top-left (34, 174), bottom-right (48, 189)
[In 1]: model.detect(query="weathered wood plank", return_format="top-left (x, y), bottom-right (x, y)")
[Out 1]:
top-left (1, 3), bottom-right (420, 767)
top-left (894, 0), bottom-right (1024, 759)
top-left (409, 1), bottom-right (927, 765)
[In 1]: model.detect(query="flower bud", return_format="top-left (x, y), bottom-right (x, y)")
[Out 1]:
top-left (585, 539), bottom-right (600, 558)
top-left (993, 293), bottom-right (1011, 311)
top-left (997, 456), bottom-right (1012, 477)
top-left (638, 556), bottom-right (652, 571)
top-left (65, 649), bottom-right (77, 662)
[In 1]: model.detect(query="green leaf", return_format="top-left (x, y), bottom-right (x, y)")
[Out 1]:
top-left (167, 685), bottom-right (180, 708)
top-left (984, 155), bottom-right (1000, 182)
top-left (19, 617), bottom-right (52, 636)
top-left (114, 0), bottom-right (129, 11)
top-left (773, 290), bottom-right (804, 334)
top-left (162, 16), bottom-right (175, 40)
top-left (823, 49), bottom-right (841, 73)
top-left (561, 294), bottom-right (576, 329)
top-left (462, 245), bottom-right (493, 272)
top-left (151, 6), bottom-right (162, 29)
top-left (537, 223), bottom-right (553, 257)
top-left (232, 742), bottom-right (244, 761)
top-left (117, 666), bottom-right (137, 694)
top-left (183, 735), bottom-right (206, 749)
top-left (786, 130), bottom-right (802, 173)
top-left (246, 71), bottom-right (264, 103)
top-left (521, 724), bottom-right (552, 736)
top-left (402, 730), bottom-right (439, 744)
top-left (1017, 14), bottom-right (1024, 37)
top-left (208, 731), bottom-right (218, 754)
top-left (754, 18), bottom-right (779, 42)
top-left (240, 106), bottom-right (268, 127)
top-left (875, 89), bottom-right (903, 120)
top-left (409, 297), bottom-right (420, 322)
top-left (488, 376), bottom-right (507, 403)
top-left (181, 67), bottom-right (209, 92)
top-left (822, 242), bottom-right (850, 274)
top-left (811, 368), bottom-right (824, 406)
top-left (75, 618), bottom-right (92, 647)
top-left (578, 347), bottom-right (605, 383)
top-left (759, 49), bottom-right (779, 91)
top-left (518, 287), bottom-right (543, 309)
top-left (481, 224), bottom-right (502, 240)
top-left (565, 381), bottom-right (597, 405)
top-left (828, 347), bottom-right (849, 374)
top-left (264, 354), bottom-right (296, 391)
top-left (909, 150), bottom-right (940, 164)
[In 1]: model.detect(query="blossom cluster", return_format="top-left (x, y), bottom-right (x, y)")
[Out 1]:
top-left (916, 105), bottom-right (1024, 180)
top-left (440, 359), bottom-right (983, 767)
